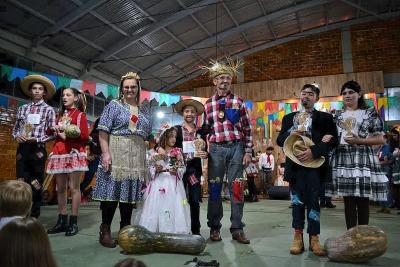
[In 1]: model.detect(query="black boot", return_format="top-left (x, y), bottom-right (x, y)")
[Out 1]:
top-left (65, 215), bottom-right (79, 236)
top-left (47, 214), bottom-right (68, 234)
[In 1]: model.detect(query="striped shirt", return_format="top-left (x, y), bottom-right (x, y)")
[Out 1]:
top-left (204, 92), bottom-right (252, 153)
top-left (12, 100), bottom-right (56, 143)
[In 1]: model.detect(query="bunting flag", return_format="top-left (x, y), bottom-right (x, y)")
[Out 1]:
top-left (245, 100), bottom-right (253, 110)
top-left (8, 98), bottom-right (18, 107)
top-left (291, 103), bottom-right (298, 112)
top-left (278, 110), bottom-right (285, 120)
top-left (107, 85), bottom-right (119, 99)
top-left (284, 103), bottom-right (292, 114)
top-left (278, 102), bottom-right (285, 111)
top-left (95, 83), bottom-right (108, 97)
top-left (169, 94), bottom-right (181, 105)
top-left (1, 65), bottom-right (13, 81)
top-left (158, 93), bottom-right (168, 105)
top-left (257, 101), bottom-right (265, 112)
top-left (378, 97), bottom-right (388, 109)
top-left (150, 91), bottom-right (159, 102)
top-left (0, 95), bottom-right (8, 107)
top-left (314, 102), bottom-right (323, 110)
top-left (70, 79), bottom-right (83, 90)
top-left (323, 102), bottom-right (330, 110)
top-left (11, 67), bottom-right (27, 81)
top-left (140, 90), bottom-right (151, 102)
top-left (256, 117), bottom-right (264, 126)
top-left (57, 76), bottom-right (72, 89)
top-left (82, 80), bottom-right (96, 96)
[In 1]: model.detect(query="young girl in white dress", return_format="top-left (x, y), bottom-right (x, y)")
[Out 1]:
top-left (138, 124), bottom-right (191, 234)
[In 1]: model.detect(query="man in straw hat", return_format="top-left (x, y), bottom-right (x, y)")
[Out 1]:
top-left (276, 83), bottom-right (338, 256)
top-left (157, 98), bottom-right (207, 235)
top-left (203, 58), bottom-right (252, 244)
top-left (12, 75), bottom-right (57, 218)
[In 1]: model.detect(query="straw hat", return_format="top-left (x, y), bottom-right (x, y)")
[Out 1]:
top-left (202, 57), bottom-right (242, 79)
top-left (174, 99), bottom-right (204, 115)
top-left (20, 75), bottom-right (56, 100)
top-left (283, 134), bottom-right (325, 168)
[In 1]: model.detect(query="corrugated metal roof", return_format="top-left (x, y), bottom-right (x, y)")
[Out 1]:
top-left (0, 0), bottom-right (397, 91)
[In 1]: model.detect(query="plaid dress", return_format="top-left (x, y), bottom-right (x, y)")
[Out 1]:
top-left (325, 108), bottom-right (388, 201)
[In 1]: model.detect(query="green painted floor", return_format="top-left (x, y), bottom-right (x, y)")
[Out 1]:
top-left (39, 200), bottom-right (400, 267)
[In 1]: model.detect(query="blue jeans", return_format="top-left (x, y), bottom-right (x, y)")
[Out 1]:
top-left (207, 141), bottom-right (245, 234)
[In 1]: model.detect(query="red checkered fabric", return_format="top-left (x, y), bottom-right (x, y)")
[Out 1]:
top-left (188, 174), bottom-right (199, 185)
top-left (204, 92), bottom-right (252, 153)
top-left (47, 150), bottom-right (88, 174)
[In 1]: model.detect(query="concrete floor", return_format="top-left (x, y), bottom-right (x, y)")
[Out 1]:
top-left (39, 199), bottom-right (400, 267)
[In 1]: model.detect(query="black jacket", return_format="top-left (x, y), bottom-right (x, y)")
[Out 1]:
top-left (276, 109), bottom-right (338, 183)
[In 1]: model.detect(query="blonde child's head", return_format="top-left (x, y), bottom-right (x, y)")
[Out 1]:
top-left (0, 180), bottom-right (32, 217)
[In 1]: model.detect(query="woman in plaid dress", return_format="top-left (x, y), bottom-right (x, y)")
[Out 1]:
top-left (325, 81), bottom-right (388, 230)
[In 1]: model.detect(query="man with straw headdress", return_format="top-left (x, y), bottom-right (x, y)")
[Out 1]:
top-left (203, 58), bottom-right (252, 244)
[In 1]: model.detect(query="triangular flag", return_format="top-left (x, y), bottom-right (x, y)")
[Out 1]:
top-left (107, 85), bottom-right (119, 99)
top-left (82, 80), bottom-right (96, 96)
top-left (0, 65), bottom-right (13, 81)
top-left (95, 83), bottom-right (108, 97)
top-left (57, 76), bottom-right (71, 90)
top-left (245, 100), bottom-right (253, 110)
top-left (70, 79), bottom-right (83, 90)
top-left (11, 67), bottom-right (27, 80)
top-left (378, 97), bottom-right (388, 109)
top-left (0, 95), bottom-right (8, 108)
top-left (140, 90), bottom-right (151, 102)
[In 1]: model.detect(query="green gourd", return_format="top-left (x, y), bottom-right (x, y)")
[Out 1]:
top-left (118, 225), bottom-right (206, 255)
top-left (64, 124), bottom-right (81, 139)
top-left (324, 225), bottom-right (387, 263)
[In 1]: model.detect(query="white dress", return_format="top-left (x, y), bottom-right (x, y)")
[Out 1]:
top-left (138, 149), bottom-right (191, 234)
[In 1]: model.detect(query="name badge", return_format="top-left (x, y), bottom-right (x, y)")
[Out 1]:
top-left (182, 141), bottom-right (195, 154)
top-left (27, 114), bottom-right (40, 125)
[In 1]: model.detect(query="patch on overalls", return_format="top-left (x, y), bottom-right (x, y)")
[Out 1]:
top-left (209, 178), bottom-right (222, 201)
top-left (232, 178), bottom-right (244, 202)
top-left (291, 194), bottom-right (304, 206)
top-left (308, 209), bottom-right (320, 222)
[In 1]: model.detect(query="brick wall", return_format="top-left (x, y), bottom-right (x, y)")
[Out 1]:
top-left (351, 17), bottom-right (400, 73)
top-left (244, 30), bottom-right (343, 82)
top-left (170, 17), bottom-right (400, 93)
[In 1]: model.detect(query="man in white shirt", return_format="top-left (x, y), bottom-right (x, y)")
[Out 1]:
top-left (258, 146), bottom-right (275, 197)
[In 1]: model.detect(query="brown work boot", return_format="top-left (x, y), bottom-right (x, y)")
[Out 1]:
top-left (232, 232), bottom-right (250, 244)
top-left (309, 235), bottom-right (326, 256)
top-left (289, 232), bottom-right (304, 255)
top-left (210, 230), bottom-right (222, 242)
top-left (99, 224), bottom-right (116, 248)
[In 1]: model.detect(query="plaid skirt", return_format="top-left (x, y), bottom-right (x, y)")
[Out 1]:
top-left (46, 149), bottom-right (88, 174)
top-left (325, 145), bottom-right (388, 201)
top-left (393, 158), bottom-right (400, 185)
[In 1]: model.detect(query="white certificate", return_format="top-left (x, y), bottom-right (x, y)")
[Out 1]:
top-left (27, 114), bottom-right (40, 125)
top-left (182, 141), bottom-right (195, 154)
